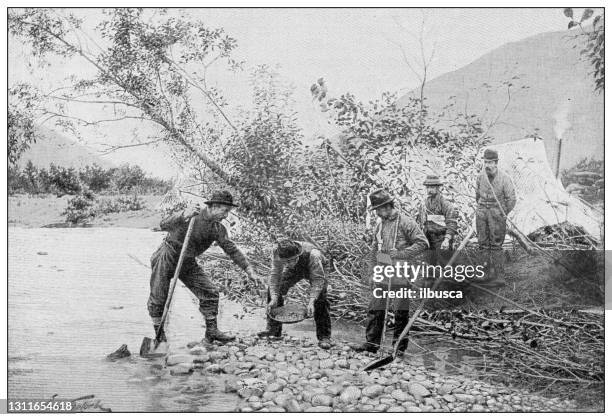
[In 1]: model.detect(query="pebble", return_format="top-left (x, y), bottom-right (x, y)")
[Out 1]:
top-left (408, 382), bottom-right (431, 399)
top-left (305, 406), bottom-right (333, 412)
top-left (166, 354), bottom-right (194, 366)
top-left (169, 363), bottom-right (193, 375)
top-left (340, 386), bottom-right (362, 403)
top-left (455, 394), bottom-right (476, 404)
top-left (391, 390), bottom-right (409, 401)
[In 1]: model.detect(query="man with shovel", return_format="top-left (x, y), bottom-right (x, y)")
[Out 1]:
top-left (475, 149), bottom-right (516, 287)
top-left (257, 239), bottom-right (332, 350)
top-left (350, 189), bottom-right (429, 354)
top-left (147, 190), bottom-right (260, 344)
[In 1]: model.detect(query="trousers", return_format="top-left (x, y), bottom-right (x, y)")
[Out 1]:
top-left (265, 275), bottom-right (331, 340)
top-left (147, 242), bottom-right (219, 321)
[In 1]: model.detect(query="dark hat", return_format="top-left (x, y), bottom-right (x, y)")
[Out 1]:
top-left (368, 189), bottom-right (394, 210)
top-left (205, 190), bottom-right (238, 207)
top-left (276, 239), bottom-right (303, 261)
top-left (483, 148), bottom-right (499, 161)
top-left (423, 174), bottom-right (443, 186)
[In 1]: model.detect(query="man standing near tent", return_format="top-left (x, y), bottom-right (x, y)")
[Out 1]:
top-left (258, 239), bottom-right (333, 350)
top-left (475, 149), bottom-right (517, 287)
top-left (417, 174), bottom-right (459, 261)
top-left (350, 189), bottom-right (429, 354)
top-left (148, 190), bottom-right (260, 343)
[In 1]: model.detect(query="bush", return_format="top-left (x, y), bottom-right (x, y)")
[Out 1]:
top-left (48, 163), bottom-right (81, 195)
top-left (63, 189), bottom-right (96, 224)
top-left (7, 162), bottom-right (171, 195)
top-left (95, 195), bottom-right (145, 214)
top-left (79, 164), bottom-right (112, 192)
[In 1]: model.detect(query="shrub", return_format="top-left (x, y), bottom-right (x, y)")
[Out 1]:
top-left (48, 163), bottom-right (81, 195)
top-left (95, 195), bottom-right (145, 215)
top-left (79, 164), bottom-right (112, 192)
top-left (63, 189), bottom-right (96, 224)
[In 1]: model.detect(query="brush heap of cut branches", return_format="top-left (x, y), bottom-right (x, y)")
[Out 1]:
top-left (410, 307), bottom-right (604, 388)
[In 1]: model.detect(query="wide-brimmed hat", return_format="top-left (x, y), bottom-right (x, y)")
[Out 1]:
top-left (423, 174), bottom-right (443, 186)
top-left (483, 148), bottom-right (499, 161)
top-left (368, 189), bottom-right (394, 210)
top-left (276, 239), bottom-right (303, 261)
top-left (205, 190), bottom-right (239, 207)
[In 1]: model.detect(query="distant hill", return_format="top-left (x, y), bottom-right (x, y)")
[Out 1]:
top-left (397, 30), bottom-right (603, 170)
top-left (17, 126), bottom-right (111, 169)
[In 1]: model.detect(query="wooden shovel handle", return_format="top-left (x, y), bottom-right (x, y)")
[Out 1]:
top-left (155, 216), bottom-right (197, 341)
top-left (391, 223), bottom-right (476, 356)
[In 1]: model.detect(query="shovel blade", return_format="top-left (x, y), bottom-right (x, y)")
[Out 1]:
top-left (139, 336), bottom-right (167, 358)
top-left (363, 355), bottom-right (394, 372)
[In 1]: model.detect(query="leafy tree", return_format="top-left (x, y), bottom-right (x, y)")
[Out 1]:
top-left (9, 8), bottom-right (243, 188)
top-left (565, 8), bottom-right (604, 93)
top-left (78, 164), bottom-right (112, 192)
top-left (8, 84), bottom-right (39, 165)
top-left (48, 163), bottom-right (81, 195)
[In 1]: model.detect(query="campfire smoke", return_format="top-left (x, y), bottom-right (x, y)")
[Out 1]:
top-left (553, 100), bottom-right (572, 178)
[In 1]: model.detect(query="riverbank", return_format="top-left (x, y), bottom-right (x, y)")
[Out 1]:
top-left (8, 193), bottom-right (164, 229)
top-left (8, 227), bottom-right (603, 412)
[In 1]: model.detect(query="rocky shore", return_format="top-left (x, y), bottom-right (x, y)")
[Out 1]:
top-left (161, 335), bottom-right (576, 413)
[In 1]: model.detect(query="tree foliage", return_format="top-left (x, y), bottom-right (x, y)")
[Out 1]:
top-left (565, 8), bottom-right (604, 93)
top-left (8, 84), bottom-right (39, 165)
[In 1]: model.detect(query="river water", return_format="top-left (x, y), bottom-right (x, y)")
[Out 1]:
top-left (8, 227), bottom-right (483, 412)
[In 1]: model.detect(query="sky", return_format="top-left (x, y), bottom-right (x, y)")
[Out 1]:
top-left (9, 8), bottom-right (576, 178)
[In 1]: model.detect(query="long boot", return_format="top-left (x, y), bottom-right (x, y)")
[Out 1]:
top-left (257, 318), bottom-right (282, 338)
top-left (205, 318), bottom-right (236, 343)
top-left (486, 250), bottom-right (506, 288)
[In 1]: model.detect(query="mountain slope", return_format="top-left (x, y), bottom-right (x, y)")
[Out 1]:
top-left (398, 30), bottom-right (603, 170)
top-left (17, 126), bottom-right (111, 169)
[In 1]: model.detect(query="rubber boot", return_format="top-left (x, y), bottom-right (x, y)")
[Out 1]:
top-left (204, 318), bottom-right (235, 343)
top-left (257, 319), bottom-right (282, 339)
top-left (318, 338), bottom-right (332, 350)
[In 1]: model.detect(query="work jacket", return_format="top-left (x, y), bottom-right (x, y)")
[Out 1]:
top-left (159, 209), bottom-right (249, 270)
top-left (475, 170), bottom-right (517, 214)
top-left (417, 195), bottom-right (458, 241)
top-left (268, 241), bottom-right (326, 302)
top-left (368, 212), bottom-right (429, 267)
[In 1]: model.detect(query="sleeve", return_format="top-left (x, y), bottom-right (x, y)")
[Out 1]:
top-left (159, 211), bottom-right (186, 232)
top-left (307, 250), bottom-right (327, 301)
top-left (215, 223), bottom-right (249, 271)
top-left (393, 218), bottom-right (430, 260)
top-left (504, 175), bottom-right (517, 214)
top-left (442, 198), bottom-right (458, 239)
top-left (475, 174), bottom-right (481, 204)
top-left (268, 251), bottom-right (284, 301)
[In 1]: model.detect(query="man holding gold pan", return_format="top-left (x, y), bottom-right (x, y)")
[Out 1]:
top-left (350, 189), bottom-right (429, 354)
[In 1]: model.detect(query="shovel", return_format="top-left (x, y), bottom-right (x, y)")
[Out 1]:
top-left (364, 224), bottom-right (476, 371)
top-left (140, 216), bottom-right (196, 358)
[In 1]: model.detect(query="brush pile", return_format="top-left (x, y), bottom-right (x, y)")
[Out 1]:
top-left (410, 308), bottom-right (604, 388)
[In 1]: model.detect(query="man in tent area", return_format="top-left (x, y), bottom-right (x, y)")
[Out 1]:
top-left (475, 149), bottom-right (517, 287)
top-left (148, 190), bottom-right (260, 344)
top-left (258, 239), bottom-right (333, 350)
top-left (417, 174), bottom-right (459, 263)
top-left (350, 189), bottom-right (429, 354)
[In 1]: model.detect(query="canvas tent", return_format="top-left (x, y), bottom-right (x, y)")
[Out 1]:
top-left (481, 137), bottom-right (603, 243)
